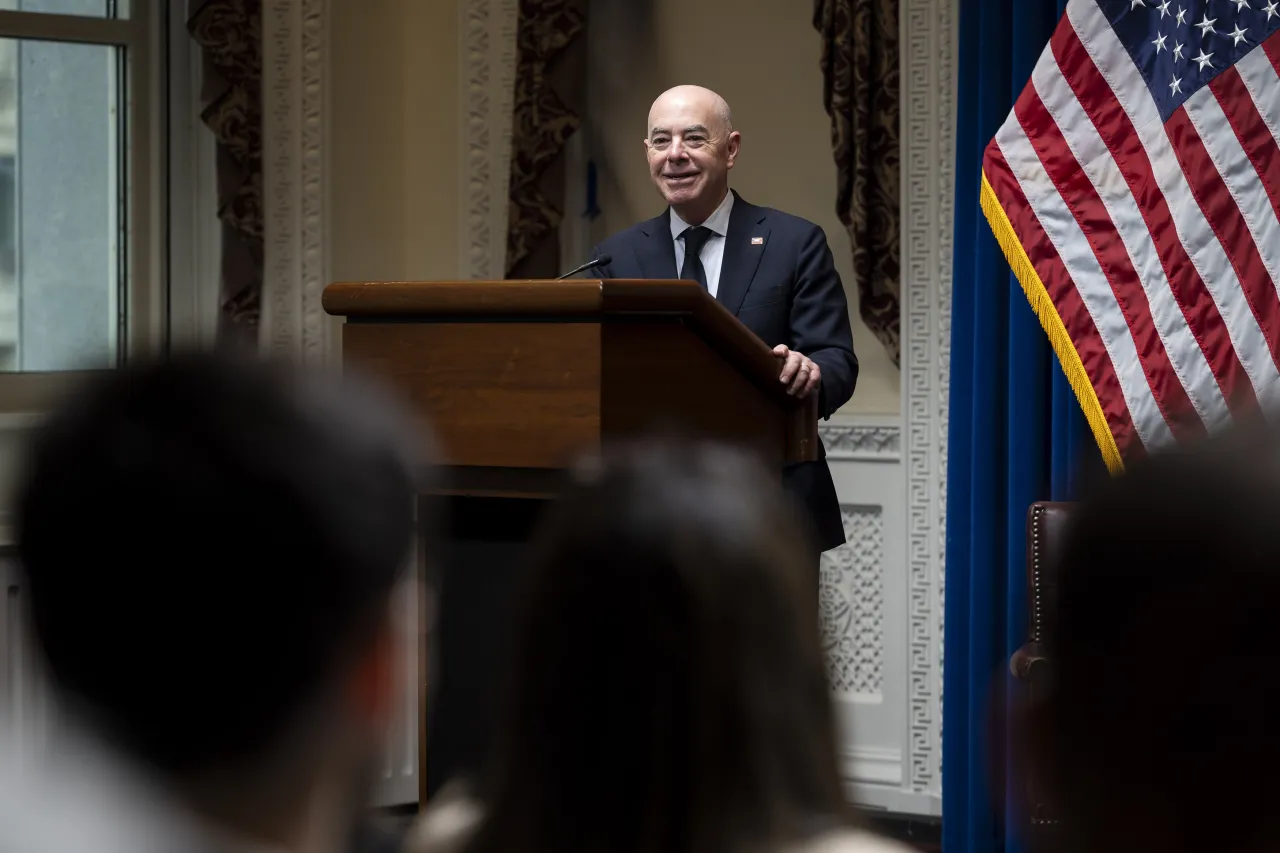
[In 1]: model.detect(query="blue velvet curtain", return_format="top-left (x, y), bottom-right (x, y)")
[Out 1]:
top-left (942, 0), bottom-right (1103, 851)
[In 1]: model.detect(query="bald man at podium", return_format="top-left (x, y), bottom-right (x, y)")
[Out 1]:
top-left (589, 84), bottom-right (859, 563)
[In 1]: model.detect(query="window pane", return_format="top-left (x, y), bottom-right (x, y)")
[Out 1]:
top-left (0, 0), bottom-right (128, 18)
top-left (0, 38), bottom-right (123, 372)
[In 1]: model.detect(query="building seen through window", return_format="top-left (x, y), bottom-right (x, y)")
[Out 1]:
top-left (0, 0), bottom-right (128, 372)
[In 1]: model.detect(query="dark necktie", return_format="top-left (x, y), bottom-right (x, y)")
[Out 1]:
top-left (679, 226), bottom-right (713, 291)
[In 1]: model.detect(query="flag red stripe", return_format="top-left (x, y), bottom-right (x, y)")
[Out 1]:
top-left (1014, 90), bottom-right (1204, 439)
top-left (1051, 22), bottom-right (1259, 413)
top-left (1263, 30), bottom-right (1280, 82)
top-left (983, 140), bottom-right (1138, 449)
top-left (1164, 105), bottom-right (1280, 401)
top-left (1209, 67), bottom-right (1280, 251)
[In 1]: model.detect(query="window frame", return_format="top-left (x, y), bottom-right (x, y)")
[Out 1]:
top-left (0, 1), bottom-right (165, 410)
top-left (165, 4), bottom-right (219, 351)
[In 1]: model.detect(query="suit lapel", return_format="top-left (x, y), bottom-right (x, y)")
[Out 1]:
top-left (634, 210), bottom-right (678, 279)
top-left (717, 192), bottom-right (769, 316)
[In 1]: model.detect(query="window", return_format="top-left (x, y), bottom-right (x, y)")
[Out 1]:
top-left (0, 0), bottom-right (163, 383)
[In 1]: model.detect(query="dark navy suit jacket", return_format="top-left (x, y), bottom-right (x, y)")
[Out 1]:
top-left (590, 191), bottom-right (858, 552)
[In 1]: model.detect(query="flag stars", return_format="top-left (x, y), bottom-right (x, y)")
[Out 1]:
top-left (1131, 0), bottom-right (1263, 102)
top-left (1267, 0), bottom-right (1280, 21)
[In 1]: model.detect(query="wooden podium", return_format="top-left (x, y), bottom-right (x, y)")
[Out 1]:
top-left (322, 278), bottom-right (818, 802)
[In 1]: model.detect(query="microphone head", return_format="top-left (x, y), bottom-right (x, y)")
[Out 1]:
top-left (556, 255), bottom-right (614, 280)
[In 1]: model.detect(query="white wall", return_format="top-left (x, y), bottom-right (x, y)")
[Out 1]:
top-left (330, 0), bottom-right (460, 285)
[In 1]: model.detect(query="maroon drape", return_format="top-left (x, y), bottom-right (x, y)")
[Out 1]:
top-left (814, 0), bottom-right (901, 366)
top-left (188, 0), bottom-right (263, 346)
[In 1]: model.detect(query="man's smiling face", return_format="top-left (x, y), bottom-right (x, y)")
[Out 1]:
top-left (644, 86), bottom-right (740, 224)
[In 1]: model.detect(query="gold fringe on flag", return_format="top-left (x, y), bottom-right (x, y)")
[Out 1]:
top-left (979, 170), bottom-right (1124, 475)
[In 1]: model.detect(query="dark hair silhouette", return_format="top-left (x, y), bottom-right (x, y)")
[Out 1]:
top-left (1034, 421), bottom-right (1280, 853)
top-left (464, 440), bottom-right (850, 853)
top-left (15, 349), bottom-right (421, 776)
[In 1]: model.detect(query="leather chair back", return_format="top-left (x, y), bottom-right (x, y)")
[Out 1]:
top-left (1010, 501), bottom-right (1075, 853)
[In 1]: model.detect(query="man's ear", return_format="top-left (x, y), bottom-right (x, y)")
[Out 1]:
top-left (725, 131), bottom-right (741, 169)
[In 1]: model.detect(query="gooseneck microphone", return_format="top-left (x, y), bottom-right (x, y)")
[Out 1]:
top-left (555, 254), bottom-right (613, 280)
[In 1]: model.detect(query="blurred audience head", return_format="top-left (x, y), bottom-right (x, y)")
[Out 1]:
top-left (465, 440), bottom-right (848, 853)
top-left (14, 349), bottom-right (424, 843)
top-left (1026, 423), bottom-right (1280, 853)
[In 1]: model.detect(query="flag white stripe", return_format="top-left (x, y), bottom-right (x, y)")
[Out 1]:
top-left (1066, 0), bottom-right (1280, 411)
top-left (995, 113), bottom-right (1169, 449)
top-left (1031, 46), bottom-right (1225, 430)
top-left (1234, 47), bottom-right (1280, 156)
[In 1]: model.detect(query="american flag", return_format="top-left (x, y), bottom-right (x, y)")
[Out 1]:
top-left (981, 0), bottom-right (1280, 472)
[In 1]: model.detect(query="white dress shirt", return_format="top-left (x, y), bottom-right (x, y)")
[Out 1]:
top-left (670, 190), bottom-right (735, 298)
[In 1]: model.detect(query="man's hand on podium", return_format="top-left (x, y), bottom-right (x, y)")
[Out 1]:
top-left (773, 344), bottom-right (821, 399)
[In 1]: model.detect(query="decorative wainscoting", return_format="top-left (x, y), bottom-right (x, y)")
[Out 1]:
top-left (898, 0), bottom-right (956, 815)
top-left (834, 0), bottom-right (957, 817)
top-left (820, 419), bottom-right (920, 815)
top-left (458, 0), bottom-right (518, 280)
top-left (262, 0), bottom-right (333, 367)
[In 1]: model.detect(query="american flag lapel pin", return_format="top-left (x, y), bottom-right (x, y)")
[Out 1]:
top-left (751, 236), bottom-right (764, 245)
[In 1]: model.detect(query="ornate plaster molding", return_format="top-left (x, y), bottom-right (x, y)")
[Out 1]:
top-left (261, 0), bottom-right (329, 364)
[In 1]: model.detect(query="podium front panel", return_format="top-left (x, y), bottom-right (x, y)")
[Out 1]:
top-left (343, 321), bottom-right (602, 469)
